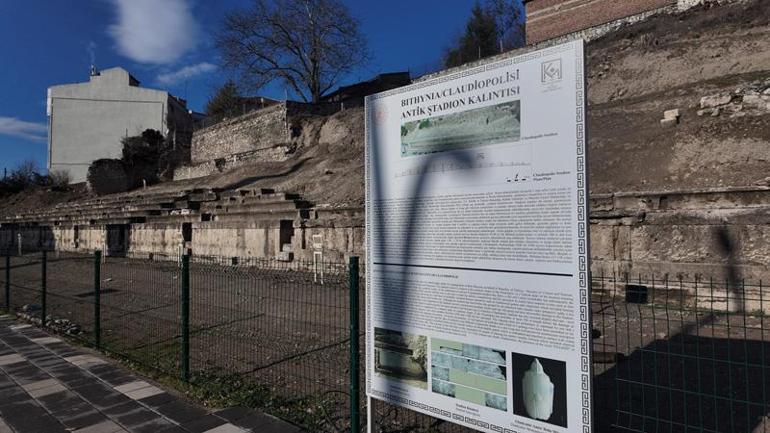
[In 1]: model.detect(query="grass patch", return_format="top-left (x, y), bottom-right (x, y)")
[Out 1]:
top-left (185, 369), bottom-right (348, 432)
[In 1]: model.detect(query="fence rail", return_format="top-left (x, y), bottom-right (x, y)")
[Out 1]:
top-left (0, 251), bottom-right (768, 432)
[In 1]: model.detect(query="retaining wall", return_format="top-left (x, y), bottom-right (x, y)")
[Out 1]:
top-left (1, 188), bottom-right (768, 280)
top-left (176, 101), bottom-right (342, 181)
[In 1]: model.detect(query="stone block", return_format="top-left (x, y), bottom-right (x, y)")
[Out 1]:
top-left (660, 118), bottom-right (677, 128)
top-left (700, 94), bottom-right (732, 109)
top-left (663, 109), bottom-right (680, 120)
top-left (742, 94), bottom-right (763, 107)
top-left (276, 251), bottom-right (293, 262)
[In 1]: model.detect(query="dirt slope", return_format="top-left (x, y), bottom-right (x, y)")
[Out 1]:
top-left (117, 107), bottom-right (366, 208)
top-left (587, 0), bottom-right (770, 193)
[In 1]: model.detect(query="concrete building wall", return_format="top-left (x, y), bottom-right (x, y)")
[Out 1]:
top-left (525, 0), bottom-right (675, 44)
top-left (47, 68), bottom-right (188, 183)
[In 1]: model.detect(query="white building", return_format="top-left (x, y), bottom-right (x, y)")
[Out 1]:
top-left (47, 67), bottom-right (193, 182)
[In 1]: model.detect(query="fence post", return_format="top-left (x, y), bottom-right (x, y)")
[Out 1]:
top-left (94, 250), bottom-right (101, 349)
top-left (180, 254), bottom-right (190, 382)
top-left (41, 250), bottom-right (47, 327)
top-left (5, 255), bottom-right (9, 312)
top-left (348, 256), bottom-right (360, 433)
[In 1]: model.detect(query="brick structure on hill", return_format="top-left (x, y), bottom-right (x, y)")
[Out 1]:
top-left (524, 0), bottom-right (677, 44)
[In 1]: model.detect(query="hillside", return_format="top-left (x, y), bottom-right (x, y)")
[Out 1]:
top-left (114, 107), bottom-right (367, 208)
top-left (587, 0), bottom-right (770, 193)
top-left (2, 0), bottom-right (768, 216)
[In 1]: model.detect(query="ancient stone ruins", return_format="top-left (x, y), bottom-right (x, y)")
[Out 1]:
top-left (1, 0), bottom-right (769, 282)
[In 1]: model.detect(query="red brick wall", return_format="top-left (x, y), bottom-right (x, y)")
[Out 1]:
top-left (525, 0), bottom-right (675, 43)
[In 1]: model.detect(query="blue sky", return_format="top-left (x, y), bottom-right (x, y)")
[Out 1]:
top-left (0, 0), bottom-right (522, 174)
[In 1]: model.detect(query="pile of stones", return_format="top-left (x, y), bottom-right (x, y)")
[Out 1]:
top-left (697, 78), bottom-right (770, 118)
top-left (16, 304), bottom-right (84, 336)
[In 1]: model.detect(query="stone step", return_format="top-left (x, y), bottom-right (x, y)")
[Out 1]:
top-left (188, 191), bottom-right (218, 202)
top-left (276, 251), bottom-right (293, 262)
top-left (238, 196), bottom-right (310, 207)
top-left (281, 243), bottom-right (293, 253)
top-left (200, 201), bottom-right (302, 214)
top-left (56, 192), bottom-right (186, 208)
top-left (211, 210), bottom-right (303, 222)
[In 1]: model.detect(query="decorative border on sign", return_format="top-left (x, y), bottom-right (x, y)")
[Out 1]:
top-left (366, 44), bottom-right (573, 101)
top-left (364, 99), bottom-right (373, 396)
top-left (574, 41), bottom-right (592, 433)
top-left (370, 390), bottom-right (517, 433)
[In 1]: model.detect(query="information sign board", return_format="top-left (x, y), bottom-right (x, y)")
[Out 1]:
top-left (364, 40), bottom-right (591, 433)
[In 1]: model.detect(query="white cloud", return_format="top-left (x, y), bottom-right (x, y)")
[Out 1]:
top-left (156, 62), bottom-right (217, 85)
top-left (0, 117), bottom-right (47, 142)
top-left (108, 0), bottom-right (200, 65)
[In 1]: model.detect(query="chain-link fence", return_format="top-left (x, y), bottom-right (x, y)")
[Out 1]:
top-left (1, 251), bottom-right (769, 432)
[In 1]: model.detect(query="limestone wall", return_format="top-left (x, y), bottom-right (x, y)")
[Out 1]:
top-left (190, 104), bottom-right (288, 164)
top-left (174, 147), bottom-right (290, 181)
top-left (128, 224), bottom-right (184, 256)
top-left (293, 209), bottom-right (365, 262)
top-left (192, 221), bottom-right (279, 259)
top-left (178, 101), bottom-right (343, 181)
top-left (0, 214), bottom-right (364, 263)
top-left (590, 188), bottom-right (770, 281)
top-left (188, 101), bottom-right (342, 165)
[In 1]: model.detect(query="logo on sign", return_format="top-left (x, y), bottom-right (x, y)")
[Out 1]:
top-left (541, 59), bottom-right (562, 83)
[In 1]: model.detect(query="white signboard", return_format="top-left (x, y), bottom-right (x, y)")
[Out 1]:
top-left (364, 40), bottom-right (591, 433)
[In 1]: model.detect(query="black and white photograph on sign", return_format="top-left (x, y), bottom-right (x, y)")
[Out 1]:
top-left (400, 100), bottom-right (521, 157)
top-left (430, 338), bottom-right (508, 411)
top-left (374, 327), bottom-right (428, 389)
top-left (512, 352), bottom-right (568, 428)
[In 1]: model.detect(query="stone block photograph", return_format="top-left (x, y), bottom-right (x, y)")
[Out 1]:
top-left (430, 338), bottom-right (508, 411)
top-left (374, 328), bottom-right (428, 389)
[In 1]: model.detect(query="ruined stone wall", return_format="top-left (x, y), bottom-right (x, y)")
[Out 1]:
top-left (52, 226), bottom-right (76, 252)
top-left (128, 224), bottom-right (183, 256)
top-left (0, 214), bottom-right (364, 263)
top-left (190, 104), bottom-right (288, 164)
top-left (178, 101), bottom-right (343, 180)
top-left (293, 209), bottom-right (365, 262)
top-left (0, 225), bottom-right (107, 254)
top-left (192, 221), bottom-right (279, 259)
top-left (174, 147), bottom-right (291, 181)
top-left (590, 188), bottom-right (770, 281)
top-left (72, 226), bottom-right (105, 252)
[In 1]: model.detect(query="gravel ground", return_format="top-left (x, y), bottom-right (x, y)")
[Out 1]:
top-left (2, 254), bottom-right (769, 432)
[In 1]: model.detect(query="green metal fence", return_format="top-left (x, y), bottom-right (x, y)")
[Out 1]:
top-left (1, 250), bottom-right (769, 432)
top-left (592, 272), bottom-right (770, 433)
top-left (0, 249), bottom-right (363, 432)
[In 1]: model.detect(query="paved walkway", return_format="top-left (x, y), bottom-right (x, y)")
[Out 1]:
top-left (0, 315), bottom-right (302, 433)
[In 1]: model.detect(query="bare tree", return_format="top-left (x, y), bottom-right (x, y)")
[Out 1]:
top-left (217, 0), bottom-right (368, 103)
top-left (486, 0), bottom-right (526, 51)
